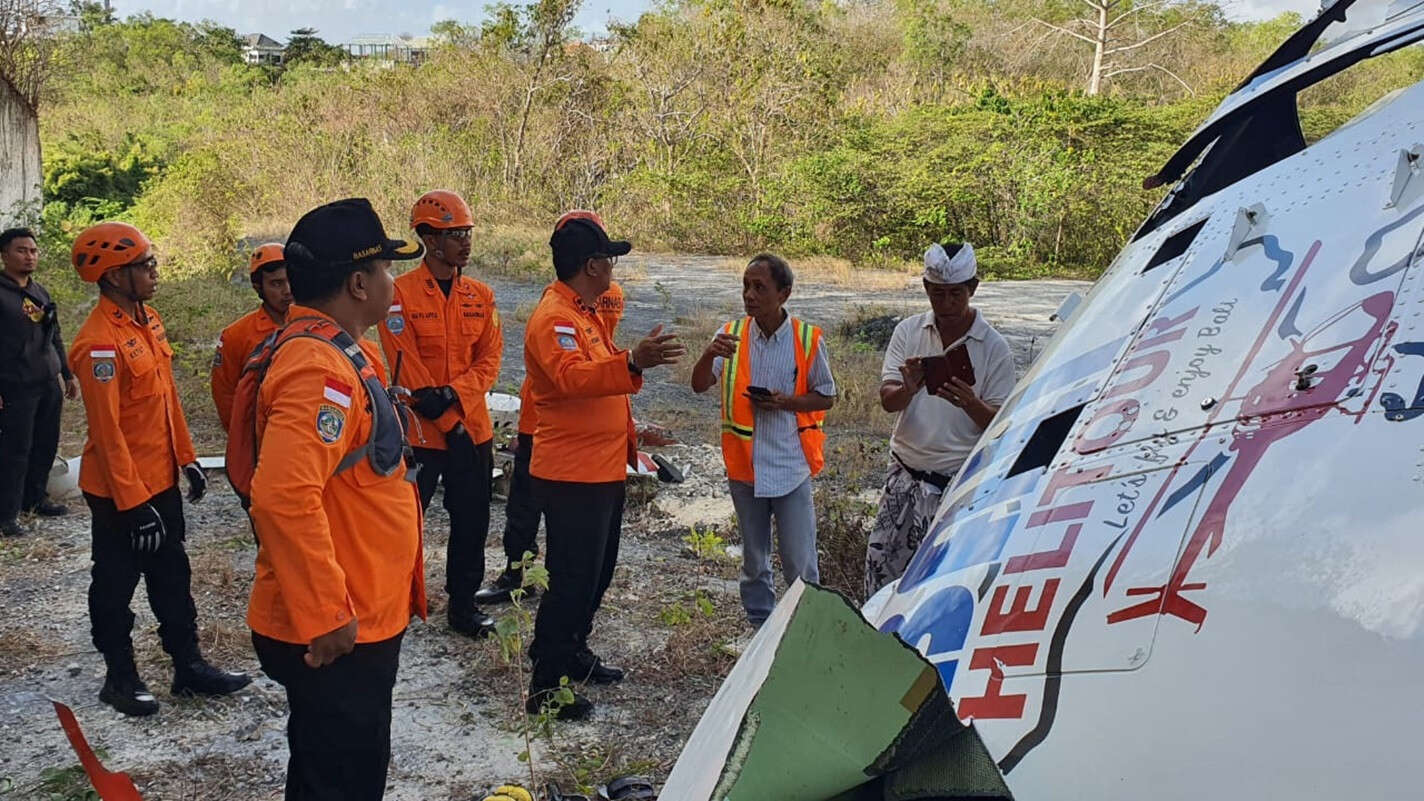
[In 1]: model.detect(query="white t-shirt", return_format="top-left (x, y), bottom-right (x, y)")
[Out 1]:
top-left (881, 309), bottom-right (1015, 475)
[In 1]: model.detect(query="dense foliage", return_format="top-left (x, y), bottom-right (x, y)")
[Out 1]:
top-left (22, 0), bottom-right (1424, 279)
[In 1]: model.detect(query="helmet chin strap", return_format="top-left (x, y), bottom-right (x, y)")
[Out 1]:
top-left (122, 269), bottom-right (143, 304)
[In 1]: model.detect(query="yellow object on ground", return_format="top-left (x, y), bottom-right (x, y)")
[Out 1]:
top-left (493, 785), bottom-right (533, 801)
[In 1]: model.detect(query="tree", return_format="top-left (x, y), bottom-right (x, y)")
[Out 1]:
top-left (284, 27), bottom-right (345, 67)
top-left (1, 0), bottom-right (62, 217)
top-left (503, 0), bottom-right (582, 186)
top-left (431, 19), bottom-right (480, 49)
top-left (1031, 0), bottom-right (1202, 95)
top-left (68, 0), bottom-right (113, 32)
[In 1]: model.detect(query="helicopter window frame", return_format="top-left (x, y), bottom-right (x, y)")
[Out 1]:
top-left (1135, 1), bottom-right (1424, 240)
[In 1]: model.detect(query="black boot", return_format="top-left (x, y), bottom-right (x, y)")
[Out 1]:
top-left (99, 650), bottom-right (159, 717)
top-left (172, 652), bottom-right (251, 697)
top-left (27, 499), bottom-right (70, 517)
top-left (474, 567), bottom-right (528, 605)
top-left (448, 600), bottom-right (496, 639)
top-left (574, 647), bottom-right (624, 685)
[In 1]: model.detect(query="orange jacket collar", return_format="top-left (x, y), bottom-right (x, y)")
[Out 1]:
top-left (549, 279), bottom-right (598, 315)
top-left (97, 295), bottom-right (149, 329)
top-left (413, 261), bottom-right (475, 296)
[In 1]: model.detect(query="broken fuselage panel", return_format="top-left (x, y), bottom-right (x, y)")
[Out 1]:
top-left (866, 2), bottom-right (1424, 797)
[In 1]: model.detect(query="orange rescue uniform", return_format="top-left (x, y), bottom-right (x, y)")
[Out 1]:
top-left (524, 281), bottom-right (640, 482)
top-left (211, 307), bottom-right (282, 432)
top-left (247, 306), bottom-right (426, 645)
top-left (517, 281), bottom-right (624, 436)
top-left (69, 296), bottom-right (197, 511)
top-left (379, 263), bottom-right (502, 448)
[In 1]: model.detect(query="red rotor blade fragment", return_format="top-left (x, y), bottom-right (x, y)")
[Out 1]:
top-left (51, 700), bottom-right (144, 801)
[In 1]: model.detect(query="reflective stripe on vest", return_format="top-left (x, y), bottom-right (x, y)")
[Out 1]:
top-left (719, 318), bottom-right (753, 440)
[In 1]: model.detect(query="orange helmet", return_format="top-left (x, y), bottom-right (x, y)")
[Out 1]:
top-left (248, 243), bottom-right (286, 276)
top-left (71, 222), bottom-right (153, 283)
top-left (554, 209), bottom-right (606, 232)
top-left (411, 190), bottom-right (474, 231)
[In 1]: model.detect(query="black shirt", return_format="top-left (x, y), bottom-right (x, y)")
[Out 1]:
top-left (436, 278), bottom-right (453, 298)
top-left (0, 273), bottom-right (72, 389)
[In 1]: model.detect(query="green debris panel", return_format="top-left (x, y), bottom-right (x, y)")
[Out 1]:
top-left (662, 581), bottom-right (1011, 801)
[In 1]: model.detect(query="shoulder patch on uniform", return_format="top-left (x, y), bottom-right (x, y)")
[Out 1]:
top-left (557, 334), bottom-right (578, 351)
top-left (316, 404), bottom-right (346, 444)
top-left (91, 348), bottom-right (117, 383)
top-left (553, 324), bottom-right (577, 336)
top-left (386, 314), bottom-right (405, 335)
top-left (323, 377), bottom-right (354, 409)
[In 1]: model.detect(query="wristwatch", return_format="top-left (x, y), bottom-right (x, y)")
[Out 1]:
top-left (627, 354), bottom-right (643, 376)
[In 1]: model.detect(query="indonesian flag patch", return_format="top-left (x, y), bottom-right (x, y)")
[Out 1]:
top-left (554, 322), bottom-right (578, 351)
top-left (323, 377), bottom-right (354, 409)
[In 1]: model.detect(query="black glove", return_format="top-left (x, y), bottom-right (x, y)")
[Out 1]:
top-left (183, 463), bottom-right (207, 503)
top-left (124, 503), bottom-right (166, 553)
top-left (411, 386), bottom-right (458, 420)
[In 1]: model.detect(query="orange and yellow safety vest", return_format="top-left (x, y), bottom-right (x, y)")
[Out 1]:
top-left (718, 316), bottom-right (826, 483)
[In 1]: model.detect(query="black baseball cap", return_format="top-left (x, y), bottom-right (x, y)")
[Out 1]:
top-left (285, 198), bottom-right (424, 269)
top-left (550, 210), bottom-right (632, 268)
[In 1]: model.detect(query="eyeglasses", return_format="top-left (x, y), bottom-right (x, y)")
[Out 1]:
top-left (120, 256), bottom-right (160, 276)
top-left (440, 229), bottom-right (473, 242)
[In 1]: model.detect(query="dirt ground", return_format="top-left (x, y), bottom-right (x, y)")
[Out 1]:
top-left (0, 258), bottom-right (1083, 800)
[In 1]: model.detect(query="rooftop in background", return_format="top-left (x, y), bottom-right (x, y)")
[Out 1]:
top-left (243, 33), bottom-right (283, 49)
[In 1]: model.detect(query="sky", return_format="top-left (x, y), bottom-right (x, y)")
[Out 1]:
top-left (107, 0), bottom-right (1321, 44)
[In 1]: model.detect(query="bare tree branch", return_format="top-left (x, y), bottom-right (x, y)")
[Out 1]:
top-left (1103, 20), bottom-right (1192, 56)
top-left (1103, 61), bottom-right (1196, 94)
top-left (1107, 0), bottom-right (1177, 29)
top-left (0, 0), bottom-right (63, 111)
top-left (1031, 17), bottom-right (1098, 47)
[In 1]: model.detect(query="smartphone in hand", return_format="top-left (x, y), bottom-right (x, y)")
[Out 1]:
top-left (746, 385), bottom-right (773, 398)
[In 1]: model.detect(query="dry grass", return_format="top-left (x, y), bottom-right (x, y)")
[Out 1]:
top-left (133, 754), bottom-right (282, 801)
top-left (668, 308), bottom-right (725, 388)
top-left (640, 587), bottom-right (742, 686)
top-left (473, 225), bottom-right (549, 281)
top-left (0, 627), bottom-right (67, 675)
top-left (826, 334), bottom-right (894, 437)
top-left (814, 435), bottom-right (887, 604)
top-left (512, 298), bottom-right (539, 323)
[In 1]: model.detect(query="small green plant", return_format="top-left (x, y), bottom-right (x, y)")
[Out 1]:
top-left (659, 601), bottom-right (693, 626)
top-left (694, 590), bottom-right (716, 618)
top-left (35, 762), bottom-right (99, 800)
top-left (682, 525), bottom-right (726, 560)
top-left (659, 590), bottom-right (717, 627)
top-left (653, 280), bottom-right (673, 310)
top-left (494, 551), bottom-right (556, 790)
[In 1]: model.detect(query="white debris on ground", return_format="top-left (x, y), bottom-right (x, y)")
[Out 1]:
top-left (645, 444), bottom-right (736, 534)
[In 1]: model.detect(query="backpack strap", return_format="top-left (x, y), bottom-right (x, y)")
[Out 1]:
top-left (262, 318), bottom-right (407, 480)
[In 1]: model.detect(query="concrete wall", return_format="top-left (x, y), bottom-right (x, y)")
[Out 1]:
top-left (0, 78), bottom-right (42, 222)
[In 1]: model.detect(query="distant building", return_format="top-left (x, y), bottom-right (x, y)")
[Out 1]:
top-left (343, 34), bottom-right (431, 66)
top-left (243, 34), bottom-right (286, 66)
